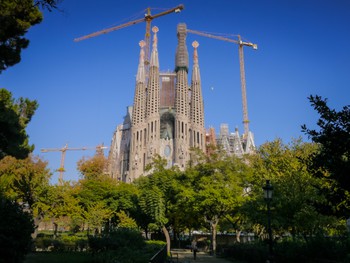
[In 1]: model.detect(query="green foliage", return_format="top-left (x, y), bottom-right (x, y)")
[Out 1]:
top-left (77, 155), bottom-right (108, 180)
top-left (243, 139), bottom-right (337, 238)
top-left (181, 150), bottom-right (252, 253)
top-left (46, 182), bottom-right (84, 233)
top-left (75, 158), bottom-right (140, 234)
top-left (222, 241), bottom-right (267, 263)
top-left (88, 228), bottom-right (163, 263)
top-left (302, 95), bottom-right (350, 216)
top-left (115, 210), bottom-right (138, 229)
top-left (34, 234), bottom-right (88, 252)
top-left (139, 184), bottom-right (167, 226)
top-left (0, 0), bottom-right (61, 72)
top-left (136, 156), bottom-right (176, 227)
top-left (274, 236), bottom-right (350, 263)
top-left (135, 156), bottom-right (182, 253)
top-left (223, 237), bottom-right (350, 263)
top-left (0, 0), bottom-right (42, 72)
top-left (0, 194), bottom-right (34, 263)
top-left (24, 252), bottom-right (94, 263)
top-left (0, 155), bottom-right (51, 233)
top-left (0, 89), bottom-right (38, 159)
top-left (83, 202), bottom-right (112, 234)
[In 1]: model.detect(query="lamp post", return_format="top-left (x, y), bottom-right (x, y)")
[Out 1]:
top-left (263, 180), bottom-right (274, 263)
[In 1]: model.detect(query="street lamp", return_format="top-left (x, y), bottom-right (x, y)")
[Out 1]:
top-left (263, 180), bottom-right (274, 263)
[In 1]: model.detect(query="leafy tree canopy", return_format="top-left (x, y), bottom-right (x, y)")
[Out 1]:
top-left (77, 154), bottom-right (108, 180)
top-left (302, 95), bottom-right (350, 216)
top-left (0, 0), bottom-right (62, 72)
top-left (0, 88), bottom-right (38, 159)
top-left (0, 155), bottom-right (51, 237)
top-left (245, 139), bottom-right (337, 237)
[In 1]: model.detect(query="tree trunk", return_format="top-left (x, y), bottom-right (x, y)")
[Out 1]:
top-left (162, 225), bottom-right (171, 255)
top-left (211, 221), bottom-right (218, 255)
top-left (205, 216), bottom-right (219, 255)
top-left (31, 215), bottom-right (42, 239)
top-left (53, 222), bottom-right (58, 238)
top-left (145, 228), bottom-right (149, 240)
top-left (236, 229), bottom-right (241, 243)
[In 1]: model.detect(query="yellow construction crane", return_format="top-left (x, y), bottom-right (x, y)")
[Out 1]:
top-left (41, 144), bottom-right (108, 184)
top-left (74, 4), bottom-right (184, 66)
top-left (186, 29), bottom-right (257, 139)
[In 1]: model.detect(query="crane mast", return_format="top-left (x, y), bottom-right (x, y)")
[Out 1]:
top-left (74, 4), bottom-right (184, 66)
top-left (41, 144), bottom-right (108, 184)
top-left (186, 29), bottom-right (257, 138)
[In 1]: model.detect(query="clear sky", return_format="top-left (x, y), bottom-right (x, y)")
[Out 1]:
top-left (1, 0), bottom-right (349, 183)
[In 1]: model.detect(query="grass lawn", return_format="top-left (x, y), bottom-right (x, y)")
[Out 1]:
top-left (24, 252), bottom-right (95, 263)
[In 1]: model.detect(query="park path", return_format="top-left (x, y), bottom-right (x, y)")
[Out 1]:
top-left (170, 249), bottom-right (244, 263)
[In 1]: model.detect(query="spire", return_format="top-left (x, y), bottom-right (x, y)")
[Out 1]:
top-left (175, 23), bottom-right (189, 72)
top-left (191, 41), bottom-right (200, 82)
top-left (150, 26), bottom-right (159, 68)
top-left (136, 40), bottom-right (146, 83)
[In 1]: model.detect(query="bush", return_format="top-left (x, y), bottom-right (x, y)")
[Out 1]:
top-left (89, 228), bottom-right (145, 253)
top-left (223, 236), bottom-right (350, 263)
top-left (222, 241), bottom-right (267, 263)
top-left (88, 228), bottom-right (166, 263)
top-left (34, 234), bottom-right (88, 252)
top-left (0, 197), bottom-right (34, 263)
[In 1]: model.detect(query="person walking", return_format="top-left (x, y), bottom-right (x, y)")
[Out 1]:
top-left (191, 238), bottom-right (198, 260)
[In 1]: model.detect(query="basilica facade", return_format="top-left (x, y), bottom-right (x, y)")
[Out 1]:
top-left (107, 23), bottom-right (206, 182)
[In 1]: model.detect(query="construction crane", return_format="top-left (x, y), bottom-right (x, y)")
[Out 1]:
top-left (187, 29), bottom-right (257, 139)
top-left (74, 4), bottom-right (184, 67)
top-left (41, 144), bottom-right (108, 184)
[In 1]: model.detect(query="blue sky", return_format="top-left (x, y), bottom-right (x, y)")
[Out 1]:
top-left (1, 0), bottom-right (350, 183)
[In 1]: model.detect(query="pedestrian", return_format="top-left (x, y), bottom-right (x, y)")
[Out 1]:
top-left (191, 238), bottom-right (197, 260)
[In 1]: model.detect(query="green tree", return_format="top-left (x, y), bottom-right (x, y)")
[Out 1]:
top-left (77, 155), bottom-right (140, 233)
top-left (302, 95), bottom-right (350, 216)
top-left (136, 156), bottom-right (180, 255)
top-left (46, 182), bottom-right (83, 235)
top-left (0, 89), bottom-right (38, 159)
top-left (0, 155), bottom-right (51, 237)
top-left (0, 0), bottom-right (61, 72)
top-left (244, 139), bottom-right (337, 239)
top-left (185, 151), bottom-right (251, 254)
top-left (84, 201), bottom-right (113, 235)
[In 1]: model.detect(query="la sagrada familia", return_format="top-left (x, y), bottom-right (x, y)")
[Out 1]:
top-left (107, 23), bottom-right (255, 182)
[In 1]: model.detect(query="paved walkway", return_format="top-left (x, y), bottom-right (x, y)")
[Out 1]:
top-left (170, 249), bottom-right (244, 263)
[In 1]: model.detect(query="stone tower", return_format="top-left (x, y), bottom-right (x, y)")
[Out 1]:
top-left (108, 24), bottom-right (206, 181)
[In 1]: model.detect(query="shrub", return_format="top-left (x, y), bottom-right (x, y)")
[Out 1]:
top-left (223, 236), bottom-right (350, 263)
top-left (0, 197), bottom-right (34, 263)
top-left (88, 228), bottom-right (165, 263)
top-left (34, 234), bottom-right (88, 252)
top-left (222, 241), bottom-right (267, 263)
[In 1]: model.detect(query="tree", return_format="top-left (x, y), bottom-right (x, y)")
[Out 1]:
top-left (244, 139), bottom-right (337, 239)
top-left (84, 201), bottom-right (113, 235)
top-left (185, 151), bottom-right (251, 254)
top-left (76, 155), bottom-right (140, 233)
top-left (302, 95), bottom-right (350, 216)
top-left (0, 0), bottom-right (62, 72)
top-left (0, 194), bottom-right (34, 263)
top-left (77, 154), bottom-right (108, 180)
top-left (46, 182), bottom-right (83, 235)
top-left (136, 156), bottom-right (180, 255)
top-left (0, 89), bottom-right (38, 159)
top-left (0, 155), bottom-right (51, 237)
